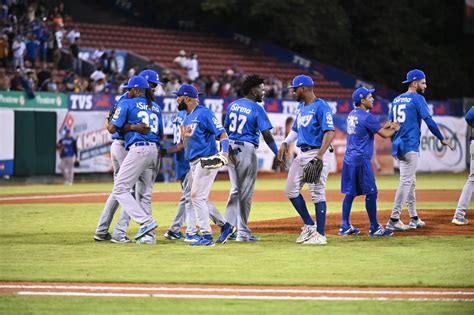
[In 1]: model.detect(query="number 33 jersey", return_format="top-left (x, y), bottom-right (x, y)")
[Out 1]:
top-left (389, 92), bottom-right (431, 157)
top-left (111, 95), bottom-right (164, 149)
top-left (224, 98), bottom-right (273, 146)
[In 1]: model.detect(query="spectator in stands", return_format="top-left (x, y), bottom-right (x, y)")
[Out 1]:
top-left (11, 35), bottom-right (25, 69)
top-left (66, 26), bottom-right (80, 44)
top-left (10, 68), bottom-right (23, 91)
top-left (0, 68), bottom-right (11, 90)
top-left (0, 34), bottom-right (8, 68)
top-left (173, 49), bottom-right (186, 67)
top-left (89, 68), bottom-right (106, 93)
top-left (183, 52), bottom-right (199, 81)
top-left (37, 63), bottom-right (52, 91)
top-left (47, 78), bottom-right (58, 92)
top-left (63, 69), bottom-right (76, 92)
top-left (106, 49), bottom-right (119, 75)
top-left (69, 36), bottom-right (81, 75)
top-left (25, 33), bottom-right (39, 67)
top-left (26, 69), bottom-right (37, 91)
top-left (127, 64), bottom-right (138, 78)
top-left (91, 45), bottom-right (105, 67)
top-left (165, 77), bottom-right (180, 95)
top-left (53, 25), bottom-right (64, 68)
top-left (37, 21), bottom-right (49, 65)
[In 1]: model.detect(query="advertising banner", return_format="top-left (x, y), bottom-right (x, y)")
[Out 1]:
top-left (56, 111), bottom-right (113, 173)
top-left (416, 117), bottom-right (467, 173)
top-left (0, 108), bottom-right (14, 176)
top-left (0, 91), bottom-right (67, 109)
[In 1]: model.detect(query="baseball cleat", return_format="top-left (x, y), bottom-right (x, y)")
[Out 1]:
top-left (303, 232), bottom-right (327, 245)
top-left (136, 234), bottom-right (156, 245)
top-left (337, 225), bottom-right (361, 236)
top-left (452, 216), bottom-right (469, 225)
top-left (190, 234), bottom-right (215, 246)
top-left (216, 223), bottom-right (236, 244)
top-left (163, 230), bottom-right (183, 240)
top-left (236, 234), bottom-right (261, 242)
top-left (296, 224), bottom-right (317, 244)
top-left (228, 232), bottom-right (237, 241)
top-left (386, 219), bottom-right (409, 231)
top-left (93, 233), bottom-right (112, 242)
top-left (135, 221), bottom-right (158, 240)
top-left (368, 225), bottom-right (393, 237)
top-left (111, 235), bottom-right (134, 243)
top-left (184, 233), bottom-right (201, 243)
top-left (408, 218), bottom-right (426, 229)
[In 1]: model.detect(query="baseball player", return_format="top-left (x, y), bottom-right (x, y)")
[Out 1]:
top-left (223, 74), bottom-right (280, 242)
top-left (452, 106), bottom-right (474, 225)
top-left (278, 75), bottom-right (334, 245)
top-left (175, 84), bottom-right (235, 246)
top-left (56, 127), bottom-right (79, 185)
top-left (106, 75), bottom-right (163, 242)
top-left (387, 69), bottom-right (453, 231)
top-left (339, 87), bottom-right (398, 237)
top-left (163, 110), bottom-right (229, 243)
top-left (94, 70), bottom-right (163, 243)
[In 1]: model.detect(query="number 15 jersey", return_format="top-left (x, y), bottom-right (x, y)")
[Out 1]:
top-left (224, 98), bottom-right (273, 146)
top-left (389, 92), bottom-right (431, 157)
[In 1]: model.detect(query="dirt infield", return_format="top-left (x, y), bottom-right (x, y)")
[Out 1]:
top-left (1, 282), bottom-right (473, 301)
top-left (0, 189), bottom-right (461, 204)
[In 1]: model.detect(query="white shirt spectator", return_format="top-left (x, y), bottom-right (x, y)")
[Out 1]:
top-left (12, 40), bottom-right (26, 58)
top-left (182, 58), bottom-right (199, 81)
top-left (55, 30), bottom-right (64, 49)
top-left (91, 48), bottom-right (105, 62)
top-left (90, 70), bottom-right (106, 81)
top-left (66, 29), bottom-right (80, 44)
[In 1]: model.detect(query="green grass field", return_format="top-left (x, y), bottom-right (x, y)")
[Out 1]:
top-left (0, 173), bottom-right (473, 314)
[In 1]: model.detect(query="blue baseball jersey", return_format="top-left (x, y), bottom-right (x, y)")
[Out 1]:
top-left (224, 99), bottom-right (273, 146)
top-left (111, 96), bottom-right (163, 149)
top-left (292, 99), bottom-right (334, 147)
top-left (172, 110), bottom-right (190, 180)
top-left (58, 136), bottom-right (77, 158)
top-left (389, 92), bottom-right (431, 157)
top-left (183, 105), bottom-right (225, 161)
top-left (344, 108), bottom-right (382, 164)
top-left (111, 92), bottom-right (128, 140)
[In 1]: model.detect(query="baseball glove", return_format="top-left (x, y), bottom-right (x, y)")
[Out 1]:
top-left (201, 153), bottom-right (228, 169)
top-left (303, 157), bottom-right (323, 184)
top-left (105, 106), bottom-right (116, 124)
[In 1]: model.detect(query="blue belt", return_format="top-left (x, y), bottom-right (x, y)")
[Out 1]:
top-left (133, 141), bottom-right (156, 147)
top-left (233, 140), bottom-right (258, 149)
top-left (300, 146), bottom-right (320, 152)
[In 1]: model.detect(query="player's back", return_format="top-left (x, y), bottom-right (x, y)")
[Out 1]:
top-left (111, 92), bottom-right (129, 140)
top-left (225, 99), bottom-right (266, 146)
top-left (172, 110), bottom-right (190, 180)
top-left (389, 92), bottom-right (430, 156)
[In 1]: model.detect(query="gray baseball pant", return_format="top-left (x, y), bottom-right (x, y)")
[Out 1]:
top-left (113, 143), bottom-right (159, 226)
top-left (285, 149), bottom-right (330, 203)
top-left (189, 158), bottom-right (225, 235)
top-left (60, 156), bottom-right (75, 184)
top-left (455, 141), bottom-right (474, 218)
top-left (95, 140), bottom-right (131, 237)
top-left (224, 141), bottom-right (258, 238)
top-left (390, 151), bottom-right (419, 219)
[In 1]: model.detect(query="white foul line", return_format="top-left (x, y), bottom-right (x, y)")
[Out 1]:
top-left (2, 284), bottom-right (473, 296)
top-left (0, 190), bottom-right (182, 201)
top-left (15, 291), bottom-right (474, 302)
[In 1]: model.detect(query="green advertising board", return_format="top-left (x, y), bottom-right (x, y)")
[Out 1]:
top-left (0, 91), bottom-right (67, 109)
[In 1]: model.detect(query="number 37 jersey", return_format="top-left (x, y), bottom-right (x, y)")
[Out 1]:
top-left (111, 95), bottom-right (163, 149)
top-left (389, 92), bottom-right (431, 156)
top-left (224, 98), bottom-right (273, 146)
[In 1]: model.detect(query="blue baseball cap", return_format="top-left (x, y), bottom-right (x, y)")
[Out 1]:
top-left (287, 75), bottom-right (314, 89)
top-left (352, 87), bottom-right (375, 104)
top-left (122, 76), bottom-right (149, 89)
top-left (172, 84), bottom-right (202, 98)
top-left (402, 69), bottom-right (426, 84)
top-left (139, 69), bottom-right (164, 85)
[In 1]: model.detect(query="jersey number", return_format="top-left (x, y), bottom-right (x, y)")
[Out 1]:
top-left (137, 111), bottom-right (159, 133)
top-left (228, 112), bottom-right (247, 134)
top-left (392, 104), bottom-right (406, 123)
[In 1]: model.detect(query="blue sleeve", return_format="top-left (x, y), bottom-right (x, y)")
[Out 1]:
top-left (319, 103), bottom-right (335, 132)
top-left (224, 109), bottom-right (231, 128)
top-left (256, 105), bottom-right (273, 132)
top-left (365, 114), bottom-right (382, 134)
top-left (465, 106), bottom-right (474, 122)
top-left (417, 95), bottom-right (431, 119)
top-left (291, 116), bottom-right (298, 132)
top-left (388, 103), bottom-right (394, 121)
top-left (205, 110), bottom-right (225, 136)
top-left (111, 100), bottom-right (128, 129)
top-left (424, 117), bottom-right (444, 141)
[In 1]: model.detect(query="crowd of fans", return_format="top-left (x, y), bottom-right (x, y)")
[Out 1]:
top-left (0, 1), bottom-right (290, 99)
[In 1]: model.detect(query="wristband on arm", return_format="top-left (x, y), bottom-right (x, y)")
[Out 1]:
top-left (283, 130), bottom-right (298, 144)
top-left (221, 138), bottom-right (229, 153)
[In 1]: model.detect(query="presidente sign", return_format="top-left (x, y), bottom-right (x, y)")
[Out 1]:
top-left (0, 91), bottom-right (67, 109)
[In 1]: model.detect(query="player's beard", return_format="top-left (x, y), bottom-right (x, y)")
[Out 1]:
top-left (178, 100), bottom-right (187, 111)
top-left (296, 95), bottom-right (303, 102)
top-left (416, 84), bottom-right (425, 94)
